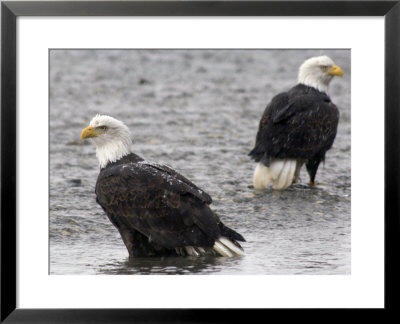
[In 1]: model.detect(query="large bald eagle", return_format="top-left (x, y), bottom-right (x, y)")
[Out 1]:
top-left (81, 115), bottom-right (245, 257)
top-left (249, 55), bottom-right (343, 190)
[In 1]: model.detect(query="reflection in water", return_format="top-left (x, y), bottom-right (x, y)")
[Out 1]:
top-left (98, 255), bottom-right (243, 275)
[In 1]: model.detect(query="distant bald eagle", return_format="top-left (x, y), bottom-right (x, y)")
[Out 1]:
top-left (81, 115), bottom-right (245, 257)
top-left (249, 55), bottom-right (343, 190)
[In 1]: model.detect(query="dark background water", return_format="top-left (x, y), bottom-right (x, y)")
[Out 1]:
top-left (49, 49), bottom-right (351, 275)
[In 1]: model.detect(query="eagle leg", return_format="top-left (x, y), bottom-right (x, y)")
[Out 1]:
top-left (305, 158), bottom-right (321, 187)
top-left (293, 160), bottom-right (305, 183)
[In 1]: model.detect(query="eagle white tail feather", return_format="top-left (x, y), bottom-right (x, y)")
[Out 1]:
top-left (217, 237), bottom-right (246, 256)
top-left (177, 237), bottom-right (244, 257)
top-left (213, 241), bottom-right (234, 257)
top-left (273, 159), bottom-right (296, 190)
top-left (253, 163), bottom-right (273, 189)
top-left (253, 159), bottom-right (298, 190)
top-left (185, 246), bottom-right (200, 257)
top-left (273, 160), bottom-right (291, 189)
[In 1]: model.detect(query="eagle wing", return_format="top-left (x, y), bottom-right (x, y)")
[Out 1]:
top-left (249, 92), bottom-right (289, 163)
top-left (137, 161), bottom-right (212, 204)
top-left (95, 161), bottom-right (220, 250)
top-left (250, 91), bottom-right (339, 163)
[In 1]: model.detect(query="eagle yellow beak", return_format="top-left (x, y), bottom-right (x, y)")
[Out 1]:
top-left (327, 65), bottom-right (343, 77)
top-left (81, 126), bottom-right (99, 140)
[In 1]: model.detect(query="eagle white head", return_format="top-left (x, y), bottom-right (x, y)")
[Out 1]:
top-left (81, 114), bottom-right (132, 168)
top-left (297, 55), bottom-right (343, 93)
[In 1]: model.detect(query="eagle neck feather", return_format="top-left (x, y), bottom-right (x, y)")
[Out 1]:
top-left (96, 138), bottom-right (131, 169)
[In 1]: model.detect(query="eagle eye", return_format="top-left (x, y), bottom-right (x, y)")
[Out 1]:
top-left (97, 125), bottom-right (108, 131)
top-left (320, 65), bottom-right (329, 72)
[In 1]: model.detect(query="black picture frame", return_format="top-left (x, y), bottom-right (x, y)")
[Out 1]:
top-left (1, 1), bottom-right (399, 322)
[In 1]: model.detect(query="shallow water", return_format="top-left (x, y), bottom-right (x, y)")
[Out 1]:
top-left (49, 49), bottom-right (351, 275)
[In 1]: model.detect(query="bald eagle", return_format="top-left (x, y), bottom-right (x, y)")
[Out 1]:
top-left (81, 115), bottom-right (245, 257)
top-left (249, 55), bottom-right (343, 190)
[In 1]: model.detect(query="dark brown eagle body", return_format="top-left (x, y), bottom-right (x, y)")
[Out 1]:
top-left (95, 153), bottom-right (244, 257)
top-left (249, 84), bottom-right (340, 184)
